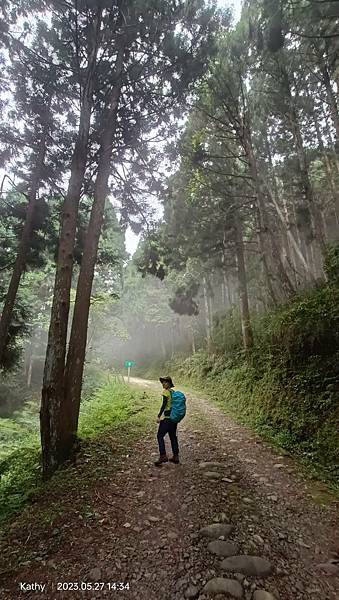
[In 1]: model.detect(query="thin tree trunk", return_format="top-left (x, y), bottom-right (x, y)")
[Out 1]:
top-left (264, 132), bottom-right (310, 275)
top-left (316, 50), bottom-right (339, 143)
top-left (224, 271), bottom-right (235, 344)
top-left (191, 324), bottom-right (196, 354)
top-left (63, 45), bottom-right (126, 444)
top-left (256, 226), bottom-right (277, 307)
top-left (0, 132), bottom-right (47, 366)
top-left (27, 354), bottom-right (33, 388)
top-left (221, 232), bottom-right (232, 310)
top-left (207, 280), bottom-right (213, 332)
top-left (160, 335), bottom-right (166, 359)
top-left (290, 200), bottom-right (312, 283)
top-left (322, 106), bottom-right (339, 174)
top-left (220, 276), bottom-right (225, 306)
top-left (313, 113), bottom-right (339, 223)
top-left (309, 241), bottom-right (324, 280)
top-left (203, 276), bottom-right (212, 351)
top-left (234, 215), bottom-right (253, 355)
top-left (171, 328), bottom-right (175, 359)
top-left (305, 240), bottom-right (316, 280)
top-left (40, 11), bottom-right (102, 477)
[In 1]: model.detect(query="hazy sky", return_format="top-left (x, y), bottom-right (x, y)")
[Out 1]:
top-left (224, 0), bottom-right (243, 22)
top-left (125, 0), bottom-right (243, 255)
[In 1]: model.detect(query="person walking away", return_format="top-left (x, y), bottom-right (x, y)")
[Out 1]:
top-left (154, 376), bottom-right (186, 467)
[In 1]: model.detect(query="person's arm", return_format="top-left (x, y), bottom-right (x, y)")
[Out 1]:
top-left (158, 396), bottom-right (167, 419)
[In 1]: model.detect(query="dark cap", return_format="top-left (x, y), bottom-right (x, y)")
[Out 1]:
top-left (159, 376), bottom-right (174, 388)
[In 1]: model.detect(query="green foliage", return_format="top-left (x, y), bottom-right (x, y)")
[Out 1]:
top-left (258, 285), bottom-right (339, 369)
top-left (81, 364), bottom-right (111, 401)
top-left (169, 280), bottom-right (200, 316)
top-left (161, 283), bottom-right (339, 487)
top-left (78, 383), bottom-right (141, 438)
top-left (0, 370), bottom-right (34, 417)
top-left (211, 309), bottom-right (244, 359)
top-left (0, 381), bottom-right (156, 525)
top-left (324, 243), bottom-right (339, 285)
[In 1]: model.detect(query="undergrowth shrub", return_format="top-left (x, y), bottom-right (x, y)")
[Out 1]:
top-left (157, 282), bottom-right (339, 486)
top-left (0, 369), bottom-right (33, 417)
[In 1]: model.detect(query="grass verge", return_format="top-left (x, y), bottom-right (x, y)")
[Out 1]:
top-left (0, 382), bottom-right (157, 531)
top-left (179, 368), bottom-right (339, 493)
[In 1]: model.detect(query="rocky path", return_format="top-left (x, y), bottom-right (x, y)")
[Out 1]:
top-left (1, 378), bottom-right (338, 600)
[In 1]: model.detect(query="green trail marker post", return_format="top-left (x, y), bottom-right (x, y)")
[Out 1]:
top-left (125, 360), bottom-right (136, 383)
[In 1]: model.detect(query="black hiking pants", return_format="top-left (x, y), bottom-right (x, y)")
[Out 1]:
top-left (157, 419), bottom-right (179, 456)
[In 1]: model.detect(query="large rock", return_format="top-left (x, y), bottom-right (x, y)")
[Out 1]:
top-left (184, 585), bottom-right (200, 599)
top-left (220, 556), bottom-right (273, 577)
top-left (202, 577), bottom-right (243, 598)
top-left (200, 524), bottom-right (233, 539)
top-left (253, 591), bottom-right (277, 600)
top-left (207, 541), bottom-right (239, 557)
top-left (203, 471), bottom-right (224, 480)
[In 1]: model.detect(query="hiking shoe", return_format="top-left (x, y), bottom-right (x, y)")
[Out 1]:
top-left (169, 455), bottom-right (180, 464)
top-left (154, 455), bottom-right (168, 467)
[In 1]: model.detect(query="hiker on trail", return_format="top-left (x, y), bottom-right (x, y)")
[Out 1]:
top-left (155, 376), bottom-right (186, 467)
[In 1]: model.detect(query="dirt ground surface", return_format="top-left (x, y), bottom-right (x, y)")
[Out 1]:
top-left (0, 378), bottom-right (338, 600)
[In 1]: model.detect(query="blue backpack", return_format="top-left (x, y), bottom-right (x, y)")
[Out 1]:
top-left (170, 390), bottom-right (186, 423)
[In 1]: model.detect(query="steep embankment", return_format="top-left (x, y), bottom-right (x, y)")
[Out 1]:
top-left (1, 378), bottom-right (338, 600)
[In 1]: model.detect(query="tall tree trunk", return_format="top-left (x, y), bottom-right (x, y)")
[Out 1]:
top-left (290, 200), bottom-right (313, 283)
top-left (160, 334), bottom-right (166, 360)
top-left (282, 69), bottom-right (326, 252)
top-left (203, 276), bottom-right (212, 351)
top-left (221, 232), bottom-right (232, 309)
top-left (207, 279), bottom-right (213, 332)
top-left (221, 277), bottom-right (225, 306)
top-left (234, 215), bottom-right (253, 355)
top-left (289, 111), bottom-right (325, 251)
top-left (256, 227), bottom-right (277, 307)
top-left (40, 11), bottom-right (102, 477)
top-left (224, 270), bottom-right (232, 307)
top-left (0, 132), bottom-right (47, 366)
top-left (313, 113), bottom-right (339, 224)
top-left (264, 132), bottom-right (310, 275)
top-left (27, 354), bottom-right (33, 388)
top-left (191, 323), bottom-right (196, 354)
top-left (63, 46), bottom-right (126, 444)
top-left (25, 336), bottom-right (35, 388)
top-left (322, 106), bottom-right (339, 174)
top-left (316, 49), bottom-right (339, 143)
top-left (244, 135), bottom-right (295, 300)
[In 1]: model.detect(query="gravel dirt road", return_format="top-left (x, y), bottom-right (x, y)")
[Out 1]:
top-left (1, 378), bottom-right (338, 600)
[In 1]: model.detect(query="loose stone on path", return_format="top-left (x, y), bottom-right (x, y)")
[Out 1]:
top-left (207, 540), bottom-right (239, 557)
top-left (200, 523), bottom-right (233, 539)
top-left (199, 462), bottom-right (228, 469)
top-left (89, 567), bottom-right (102, 581)
top-left (220, 556), bottom-right (273, 577)
top-left (253, 591), bottom-right (277, 600)
top-left (203, 471), bottom-right (224, 480)
top-left (184, 584), bottom-right (200, 599)
top-left (202, 577), bottom-right (243, 598)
